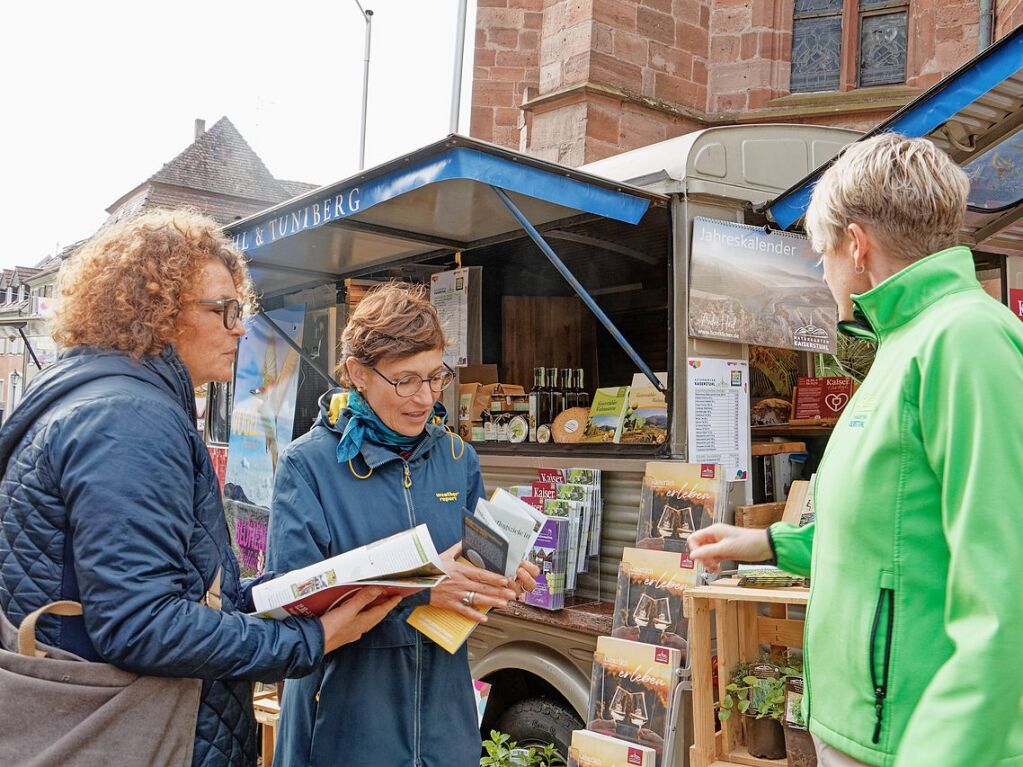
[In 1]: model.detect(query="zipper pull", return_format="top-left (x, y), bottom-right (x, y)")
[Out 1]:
top-left (872, 686), bottom-right (886, 744)
top-left (403, 462), bottom-right (412, 489)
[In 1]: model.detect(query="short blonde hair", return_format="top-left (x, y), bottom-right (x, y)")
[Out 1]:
top-left (337, 282), bottom-right (447, 387)
top-left (805, 133), bottom-right (969, 261)
top-left (54, 208), bottom-right (254, 359)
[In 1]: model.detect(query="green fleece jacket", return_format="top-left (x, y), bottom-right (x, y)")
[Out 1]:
top-left (770, 247), bottom-right (1023, 767)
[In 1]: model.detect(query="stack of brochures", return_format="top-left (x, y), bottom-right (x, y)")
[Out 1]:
top-left (407, 490), bottom-right (545, 654)
top-left (506, 467), bottom-right (603, 610)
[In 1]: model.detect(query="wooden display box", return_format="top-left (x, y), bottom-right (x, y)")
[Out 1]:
top-left (684, 581), bottom-right (809, 767)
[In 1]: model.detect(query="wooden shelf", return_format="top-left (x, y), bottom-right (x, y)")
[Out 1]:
top-left (752, 424), bottom-right (834, 439)
top-left (686, 581), bottom-right (809, 767)
top-left (750, 440), bottom-right (806, 457)
top-left (493, 598), bottom-right (613, 636)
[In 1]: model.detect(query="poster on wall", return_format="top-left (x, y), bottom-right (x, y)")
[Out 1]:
top-left (430, 268), bottom-right (469, 368)
top-left (686, 357), bottom-right (750, 482)
top-left (223, 305), bottom-right (305, 578)
top-left (689, 218), bottom-right (837, 354)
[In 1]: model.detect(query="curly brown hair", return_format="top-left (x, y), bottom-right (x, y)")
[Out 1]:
top-left (53, 208), bottom-right (255, 359)
top-left (337, 282), bottom-right (447, 387)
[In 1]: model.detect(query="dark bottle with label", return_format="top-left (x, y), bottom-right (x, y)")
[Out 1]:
top-left (528, 367), bottom-right (546, 442)
top-left (546, 367), bottom-right (564, 422)
top-left (574, 368), bottom-right (590, 409)
top-left (559, 368), bottom-right (574, 410)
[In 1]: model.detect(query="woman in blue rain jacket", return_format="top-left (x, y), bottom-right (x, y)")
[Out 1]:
top-left (268, 283), bottom-right (538, 767)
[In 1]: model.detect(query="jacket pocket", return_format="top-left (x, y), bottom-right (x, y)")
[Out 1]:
top-left (869, 572), bottom-right (895, 745)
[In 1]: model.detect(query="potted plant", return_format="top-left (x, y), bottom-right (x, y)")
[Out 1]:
top-left (480, 730), bottom-right (566, 767)
top-left (719, 660), bottom-right (788, 760)
top-left (781, 661), bottom-right (817, 767)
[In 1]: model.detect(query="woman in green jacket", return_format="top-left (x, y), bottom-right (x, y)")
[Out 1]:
top-left (689, 133), bottom-right (1023, 767)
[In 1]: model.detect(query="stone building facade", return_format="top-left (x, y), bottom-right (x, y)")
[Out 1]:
top-left (472, 0), bottom-right (1020, 166)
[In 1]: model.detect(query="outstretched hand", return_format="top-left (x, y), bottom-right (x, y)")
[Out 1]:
top-left (687, 524), bottom-right (772, 573)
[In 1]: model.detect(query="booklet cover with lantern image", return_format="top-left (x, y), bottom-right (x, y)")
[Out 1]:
top-left (611, 548), bottom-right (699, 663)
top-left (585, 637), bottom-right (683, 766)
top-left (569, 729), bottom-right (656, 767)
top-left (635, 462), bottom-right (725, 559)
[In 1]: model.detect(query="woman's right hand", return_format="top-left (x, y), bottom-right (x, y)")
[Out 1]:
top-left (687, 524), bottom-right (772, 573)
top-left (430, 543), bottom-right (519, 623)
top-left (318, 587), bottom-right (402, 654)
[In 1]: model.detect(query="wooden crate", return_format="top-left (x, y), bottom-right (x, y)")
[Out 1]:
top-left (734, 502), bottom-right (786, 529)
top-left (684, 581), bottom-right (809, 767)
top-left (254, 687), bottom-right (281, 767)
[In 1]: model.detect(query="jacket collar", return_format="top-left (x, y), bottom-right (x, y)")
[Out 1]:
top-left (314, 388), bottom-right (447, 470)
top-left (847, 246), bottom-right (980, 342)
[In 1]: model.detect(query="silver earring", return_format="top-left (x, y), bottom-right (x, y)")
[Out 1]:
top-left (854, 265), bottom-right (865, 274)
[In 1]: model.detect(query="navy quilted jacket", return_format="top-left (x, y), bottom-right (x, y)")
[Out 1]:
top-left (0, 347), bottom-right (324, 766)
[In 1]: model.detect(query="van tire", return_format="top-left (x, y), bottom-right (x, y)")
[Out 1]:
top-left (494, 697), bottom-right (582, 758)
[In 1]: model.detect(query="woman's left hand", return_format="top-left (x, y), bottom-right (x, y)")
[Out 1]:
top-left (511, 560), bottom-right (540, 598)
top-left (432, 543), bottom-right (520, 623)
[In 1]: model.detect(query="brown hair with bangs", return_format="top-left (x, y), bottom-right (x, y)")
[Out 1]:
top-left (336, 282), bottom-right (447, 387)
top-left (53, 208), bottom-right (254, 359)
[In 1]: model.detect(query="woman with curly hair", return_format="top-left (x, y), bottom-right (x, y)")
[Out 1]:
top-left (0, 208), bottom-right (401, 766)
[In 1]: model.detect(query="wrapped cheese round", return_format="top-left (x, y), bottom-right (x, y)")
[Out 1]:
top-left (552, 407), bottom-right (590, 443)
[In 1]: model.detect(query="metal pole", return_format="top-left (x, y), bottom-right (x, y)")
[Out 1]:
top-left (490, 185), bottom-right (666, 392)
top-left (257, 311), bottom-right (339, 390)
top-left (979, 0), bottom-right (994, 52)
top-left (17, 326), bottom-right (41, 371)
top-left (355, 1), bottom-right (374, 170)
top-left (449, 0), bottom-right (469, 133)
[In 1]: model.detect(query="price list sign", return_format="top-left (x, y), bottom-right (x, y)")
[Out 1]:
top-left (686, 357), bottom-right (750, 481)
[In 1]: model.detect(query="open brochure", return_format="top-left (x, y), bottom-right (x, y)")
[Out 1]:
top-left (252, 524), bottom-right (446, 619)
top-left (408, 491), bottom-right (544, 653)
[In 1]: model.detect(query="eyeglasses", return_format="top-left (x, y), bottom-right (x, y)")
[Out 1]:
top-left (197, 298), bottom-right (243, 330)
top-left (371, 364), bottom-right (455, 398)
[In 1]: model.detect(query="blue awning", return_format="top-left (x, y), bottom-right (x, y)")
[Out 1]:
top-left (225, 135), bottom-right (665, 295)
top-left (767, 26), bottom-right (1023, 234)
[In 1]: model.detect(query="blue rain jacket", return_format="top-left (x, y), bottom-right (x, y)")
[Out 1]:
top-left (0, 347), bottom-right (324, 766)
top-left (268, 389), bottom-right (486, 767)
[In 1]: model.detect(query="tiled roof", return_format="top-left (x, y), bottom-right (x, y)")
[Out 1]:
top-left (142, 117), bottom-right (291, 204)
top-left (278, 179), bottom-right (320, 198)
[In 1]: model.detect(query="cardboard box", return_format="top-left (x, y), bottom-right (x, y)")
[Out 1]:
top-left (459, 381), bottom-right (526, 439)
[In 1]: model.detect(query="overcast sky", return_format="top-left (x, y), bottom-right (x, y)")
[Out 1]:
top-left (0, 0), bottom-right (477, 269)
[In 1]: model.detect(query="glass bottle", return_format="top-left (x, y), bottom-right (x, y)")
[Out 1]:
top-left (559, 367), bottom-right (575, 409)
top-left (546, 367), bottom-right (563, 421)
top-left (575, 368), bottom-right (590, 409)
top-left (528, 367), bottom-right (546, 442)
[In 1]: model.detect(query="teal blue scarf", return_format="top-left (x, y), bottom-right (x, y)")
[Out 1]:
top-left (334, 389), bottom-right (446, 464)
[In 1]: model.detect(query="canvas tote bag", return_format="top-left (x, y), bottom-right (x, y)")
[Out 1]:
top-left (0, 571), bottom-right (222, 767)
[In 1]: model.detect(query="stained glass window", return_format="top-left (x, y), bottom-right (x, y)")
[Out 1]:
top-left (791, 16), bottom-right (843, 93)
top-left (859, 11), bottom-right (908, 87)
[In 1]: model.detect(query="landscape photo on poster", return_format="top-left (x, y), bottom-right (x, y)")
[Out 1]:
top-left (689, 218), bottom-right (837, 353)
top-left (224, 305), bottom-right (305, 578)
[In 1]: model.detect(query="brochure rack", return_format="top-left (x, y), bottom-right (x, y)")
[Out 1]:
top-left (684, 581), bottom-right (809, 767)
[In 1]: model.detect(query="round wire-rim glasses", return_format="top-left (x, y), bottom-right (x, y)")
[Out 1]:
top-left (370, 364), bottom-right (455, 398)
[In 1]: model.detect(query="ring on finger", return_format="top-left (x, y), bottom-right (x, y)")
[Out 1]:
top-left (461, 591), bottom-right (477, 607)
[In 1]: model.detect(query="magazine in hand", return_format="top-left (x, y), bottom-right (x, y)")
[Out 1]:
top-left (586, 637), bottom-right (683, 767)
top-left (251, 524), bottom-right (446, 619)
top-left (407, 490), bottom-right (544, 653)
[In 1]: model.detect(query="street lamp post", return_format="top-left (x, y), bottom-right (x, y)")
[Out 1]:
top-left (354, 1), bottom-right (373, 170)
top-left (450, 0), bottom-right (469, 134)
